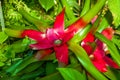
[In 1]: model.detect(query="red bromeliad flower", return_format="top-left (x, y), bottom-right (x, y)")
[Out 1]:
top-left (4, 8), bottom-right (88, 65)
top-left (20, 8), bottom-right (87, 65)
top-left (20, 8), bottom-right (88, 65)
top-left (81, 27), bottom-right (119, 72)
top-left (21, 9), bottom-right (70, 64)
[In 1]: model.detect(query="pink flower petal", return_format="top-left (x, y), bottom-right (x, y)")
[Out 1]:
top-left (92, 48), bottom-right (108, 72)
top-left (102, 27), bottom-right (114, 40)
top-left (103, 56), bottom-right (120, 69)
top-left (92, 61), bottom-right (107, 72)
top-left (54, 9), bottom-right (65, 34)
top-left (46, 28), bottom-right (59, 44)
top-left (21, 29), bottom-right (45, 42)
top-left (83, 32), bottom-right (95, 43)
top-left (96, 40), bottom-right (103, 49)
top-left (82, 44), bottom-right (93, 55)
top-left (54, 44), bottom-right (68, 64)
top-left (29, 38), bottom-right (53, 50)
top-left (62, 31), bottom-right (75, 43)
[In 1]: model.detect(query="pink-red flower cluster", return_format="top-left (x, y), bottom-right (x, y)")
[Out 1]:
top-left (82, 27), bottom-right (119, 72)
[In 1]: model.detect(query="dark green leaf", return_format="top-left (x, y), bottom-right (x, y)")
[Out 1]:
top-left (20, 67), bottom-right (44, 80)
top-left (112, 35), bottom-right (120, 49)
top-left (12, 55), bottom-right (38, 76)
top-left (104, 67), bottom-right (118, 80)
top-left (39, 64), bottom-right (82, 80)
top-left (97, 11), bottom-right (113, 32)
top-left (40, 72), bottom-right (63, 80)
top-left (46, 62), bottom-right (57, 75)
top-left (58, 68), bottom-right (86, 80)
top-left (19, 61), bottom-right (44, 74)
top-left (38, 0), bottom-right (54, 12)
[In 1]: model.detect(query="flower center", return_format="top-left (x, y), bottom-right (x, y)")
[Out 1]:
top-left (54, 39), bottom-right (62, 46)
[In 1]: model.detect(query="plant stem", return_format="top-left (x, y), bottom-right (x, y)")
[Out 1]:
top-left (0, 1), bottom-right (5, 31)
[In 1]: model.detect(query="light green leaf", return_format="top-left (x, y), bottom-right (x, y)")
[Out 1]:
top-left (38, 0), bottom-right (54, 12)
top-left (0, 32), bottom-right (8, 44)
top-left (58, 68), bottom-right (86, 80)
top-left (0, 62), bottom-right (5, 67)
top-left (108, 0), bottom-right (120, 27)
top-left (97, 11), bottom-right (113, 32)
top-left (112, 35), bottom-right (120, 49)
top-left (61, 0), bottom-right (76, 20)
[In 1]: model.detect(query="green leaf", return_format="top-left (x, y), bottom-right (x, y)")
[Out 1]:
top-left (0, 32), bottom-right (8, 44)
top-left (0, 2), bottom-right (5, 30)
top-left (80, 0), bottom-right (90, 17)
top-left (46, 62), bottom-right (57, 75)
top-left (20, 67), bottom-right (44, 80)
top-left (0, 62), bottom-right (5, 67)
top-left (104, 67), bottom-right (120, 80)
top-left (67, 0), bottom-right (80, 12)
top-left (38, 0), bottom-right (54, 12)
top-left (36, 64), bottom-right (82, 80)
top-left (19, 61), bottom-right (44, 74)
top-left (6, 59), bottom-right (23, 73)
top-left (112, 35), bottom-right (120, 49)
top-left (58, 68), bottom-right (86, 80)
top-left (4, 28), bottom-right (22, 38)
top-left (108, 0), bottom-right (120, 27)
top-left (61, 0), bottom-right (76, 20)
top-left (97, 11), bottom-right (113, 32)
top-left (12, 55), bottom-right (38, 76)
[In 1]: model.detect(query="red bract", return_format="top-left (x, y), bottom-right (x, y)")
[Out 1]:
top-left (92, 46), bottom-right (107, 72)
top-left (21, 9), bottom-right (74, 64)
top-left (81, 28), bottom-right (119, 72)
top-left (83, 32), bottom-right (95, 43)
top-left (102, 27), bottom-right (114, 40)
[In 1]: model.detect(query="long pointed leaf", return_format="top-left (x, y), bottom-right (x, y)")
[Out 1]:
top-left (58, 68), bottom-right (86, 80)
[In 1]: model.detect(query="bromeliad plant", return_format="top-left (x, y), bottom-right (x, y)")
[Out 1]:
top-left (1, 0), bottom-right (120, 80)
